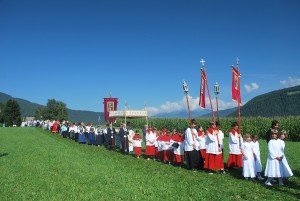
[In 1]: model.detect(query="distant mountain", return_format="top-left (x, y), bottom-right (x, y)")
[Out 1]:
top-left (228, 85), bottom-right (300, 117)
top-left (200, 107), bottom-right (237, 118)
top-left (0, 92), bottom-right (104, 124)
top-left (152, 108), bottom-right (210, 118)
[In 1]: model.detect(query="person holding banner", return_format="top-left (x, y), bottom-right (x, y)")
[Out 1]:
top-left (184, 119), bottom-right (201, 171)
top-left (227, 122), bottom-right (243, 168)
top-left (204, 122), bottom-right (225, 174)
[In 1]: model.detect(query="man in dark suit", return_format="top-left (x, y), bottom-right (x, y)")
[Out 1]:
top-left (119, 123), bottom-right (129, 154)
top-left (106, 123), bottom-right (116, 150)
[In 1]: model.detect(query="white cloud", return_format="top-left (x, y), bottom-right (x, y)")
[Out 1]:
top-left (147, 96), bottom-right (236, 116)
top-left (244, 83), bottom-right (259, 93)
top-left (280, 77), bottom-right (300, 87)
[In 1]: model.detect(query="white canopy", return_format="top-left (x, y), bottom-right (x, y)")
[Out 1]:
top-left (109, 110), bottom-right (148, 118)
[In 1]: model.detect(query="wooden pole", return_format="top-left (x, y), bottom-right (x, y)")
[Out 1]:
top-left (206, 79), bottom-right (215, 121)
top-left (186, 94), bottom-right (192, 124)
top-left (216, 95), bottom-right (220, 121)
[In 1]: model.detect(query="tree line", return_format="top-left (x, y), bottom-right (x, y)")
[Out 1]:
top-left (0, 99), bottom-right (68, 126)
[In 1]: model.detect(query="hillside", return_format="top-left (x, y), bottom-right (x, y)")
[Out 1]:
top-left (228, 85), bottom-right (300, 117)
top-left (0, 92), bottom-right (104, 124)
top-left (200, 107), bottom-right (237, 118)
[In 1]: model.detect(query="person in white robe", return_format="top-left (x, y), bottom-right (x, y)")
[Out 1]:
top-left (251, 134), bottom-right (264, 180)
top-left (265, 129), bottom-right (293, 186)
top-left (241, 134), bottom-right (255, 179)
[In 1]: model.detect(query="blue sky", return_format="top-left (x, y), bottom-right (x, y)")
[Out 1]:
top-left (1, 0), bottom-right (299, 116)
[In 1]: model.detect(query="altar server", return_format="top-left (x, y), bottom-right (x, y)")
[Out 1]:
top-left (185, 119), bottom-right (201, 171)
top-left (204, 122), bottom-right (225, 174)
top-left (227, 122), bottom-right (243, 168)
top-left (132, 130), bottom-right (143, 158)
top-left (171, 129), bottom-right (184, 166)
top-left (145, 129), bottom-right (156, 160)
top-left (197, 127), bottom-right (207, 162)
top-left (158, 130), bottom-right (173, 164)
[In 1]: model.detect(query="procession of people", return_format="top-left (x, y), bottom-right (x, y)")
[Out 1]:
top-left (37, 118), bottom-right (293, 186)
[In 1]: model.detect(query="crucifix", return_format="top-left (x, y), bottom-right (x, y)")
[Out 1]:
top-left (200, 59), bottom-right (206, 67)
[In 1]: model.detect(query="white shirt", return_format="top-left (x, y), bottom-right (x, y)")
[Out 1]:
top-left (184, 127), bottom-right (199, 151)
top-left (228, 130), bottom-right (243, 154)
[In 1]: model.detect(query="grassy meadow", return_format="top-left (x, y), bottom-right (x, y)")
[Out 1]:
top-left (0, 127), bottom-right (299, 200)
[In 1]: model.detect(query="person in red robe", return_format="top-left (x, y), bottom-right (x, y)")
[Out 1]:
top-left (145, 129), bottom-right (156, 160)
top-left (197, 127), bottom-right (207, 162)
top-left (158, 130), bottom-right (173, 164)
top-left (227, 122), bottom-right (243, 168)
top-left (171, 129), bottom-right (184, 166)
top-left (204, 122), bottom-right (225, 174)
top-left (155, 130), bottom-right (165, 161)
top-left (51, 121), bottom-right (58, 133)
top-left (132, 130), bottom-right (143, 158)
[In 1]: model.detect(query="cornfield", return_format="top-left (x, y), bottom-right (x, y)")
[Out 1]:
top-left (116, 116), bottom-right (300, 141)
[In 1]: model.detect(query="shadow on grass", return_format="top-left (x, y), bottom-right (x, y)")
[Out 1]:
top-left (227, 164), bottom-right (300, 199)
top-left (0, 153), bottom-right (9, 157)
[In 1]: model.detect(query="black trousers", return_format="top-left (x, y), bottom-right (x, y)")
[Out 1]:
top-left (186, 150), bottom-right (202, 170)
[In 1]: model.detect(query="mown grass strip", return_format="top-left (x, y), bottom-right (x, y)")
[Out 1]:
top-left (0, 127), bottom-right (299, 200)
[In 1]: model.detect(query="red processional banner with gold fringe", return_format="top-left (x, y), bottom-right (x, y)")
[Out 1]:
top-left (199, 70), bottom-right (207, 109)
top-left (103, 98), bottom-right (118, 122)
top-left (232, 67), bottom-right (241, 104)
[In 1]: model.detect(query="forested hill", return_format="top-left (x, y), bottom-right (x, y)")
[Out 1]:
top-left (0, 92), bottom-right (104, 124)
top-left (228, 85), bottom-right (300, 117)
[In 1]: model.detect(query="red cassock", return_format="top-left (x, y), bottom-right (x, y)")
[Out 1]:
top-left (203, 128), bottom-right (224, 170)
top-left (145, 131), bottom-right (156, 156)
top-left (227, 154), bottom-right (243, 168)
top-left (172, 133), bottom-right (184, 163)
top-left (156, 134), bottom-right (164, 160)
top-left (133, 134), bottom-right (142, 155)
top-left (198, 131), bottom-right (207, 160)
top-left (227, 129), bottom-right (243, 168)
top-left (52, 122), bottom-right (58, 133)
top-left (160, 134), bottom-right (173, 161)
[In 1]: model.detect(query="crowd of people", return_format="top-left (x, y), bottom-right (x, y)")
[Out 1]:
top-left (35, 119), bottom-right (293, 187)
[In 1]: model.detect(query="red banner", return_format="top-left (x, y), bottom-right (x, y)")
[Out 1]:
top-left (199, 70), bottom-right (207, 108)
top-left (232, 67), bottom-right (241, 104)
top-left (103, 98), bottom-right (118, 122)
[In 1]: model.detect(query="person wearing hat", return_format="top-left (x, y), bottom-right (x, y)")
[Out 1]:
top-left (227, 122), bottom-right (243, 168)
top-left (184, 119), bottom-right (201, 171)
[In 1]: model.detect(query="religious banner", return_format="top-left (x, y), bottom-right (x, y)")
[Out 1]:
top-left (199, 69), bottom-right (207, 108)
top-left (232, 67), bottom-right (241, 104)
top-left (103, 97), bottom-right (118, 122)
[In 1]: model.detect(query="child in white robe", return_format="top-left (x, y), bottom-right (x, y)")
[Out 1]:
top-left (241, 134), bottom-right (255, 180)
top-left (251, 134), bottom-right (264, 180)
top-left (265, 129), bottom-right (293, 186)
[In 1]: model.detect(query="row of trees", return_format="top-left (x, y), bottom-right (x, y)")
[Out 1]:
top-left (0, 100), bottom-right (22, 126)
top-left (34, 99), bottom-right (68, 121)
top-left (0, 99), bottom-right (68, 127)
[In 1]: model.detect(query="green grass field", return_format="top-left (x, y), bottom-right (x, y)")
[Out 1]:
top-left (0, 127), bottom-right (299, 200)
